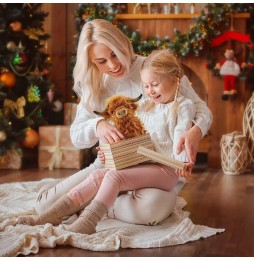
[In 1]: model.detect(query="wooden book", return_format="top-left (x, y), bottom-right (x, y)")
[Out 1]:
top-left (137, 146), bottom-right (187, 170)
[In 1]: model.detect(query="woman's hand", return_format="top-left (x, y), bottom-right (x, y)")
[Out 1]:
top-left (96, 120), bottom-right (125, 144)
top-left (175, 162), bottom-right (193, 178)
top-left (176, 125), bottom-right (202, 164)
top-left (96, 146), bottom-right (105, 164)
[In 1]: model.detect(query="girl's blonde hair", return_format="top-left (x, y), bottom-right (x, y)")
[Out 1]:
top-left (73, 19), bottom-right (136, 111)
top-left (141, 49), bottom-right (184, 112)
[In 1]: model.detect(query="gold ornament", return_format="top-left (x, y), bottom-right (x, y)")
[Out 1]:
top-left (23, 28), bottom-right (45, 40)
top-left (3, 96), bottom-right (26, 118)
top-left (6, 41), bottom-right (16, 51)
top-left (0, 131), bottom-right (7, 142)
top-left (0, 154), bottom-right (8, 167)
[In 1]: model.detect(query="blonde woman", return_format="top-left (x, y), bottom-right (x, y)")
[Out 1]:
top-left (18, 50), bottom-right (196, 234)
top-left (33, 19), bottom-right (212, 226)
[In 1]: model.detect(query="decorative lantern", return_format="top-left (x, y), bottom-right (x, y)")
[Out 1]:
top-left (243, 92), bottom-right (254, 168)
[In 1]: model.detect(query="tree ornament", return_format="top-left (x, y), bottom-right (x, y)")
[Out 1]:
top-left (47, 89), bottom-right (54, 102)
top-left (6, 41), bottom-right (16, 51)
top-left (22, 128), bottom-right (39, 149)
top-left (0, 154), bottom-right (8, 166)
top-left (9, 21), bottom-right (23, 32)
top-left (27, 85), bottom-right (40, 102)
top-left (13, 53), bottom-right (22, 65)
top-left (0, 131), bottom-right (7, 142)
top-left (52, 99), bottom-right (63, 112)
top-left (0, 71), bottom-right (16, 88)
top-left (23, 28), bottom-right (45, 40)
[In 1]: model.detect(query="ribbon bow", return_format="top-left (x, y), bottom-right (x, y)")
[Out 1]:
top-left (39, 127), bottom-right (79, 170)
top-left (3, 96), bottom-right (26, 118)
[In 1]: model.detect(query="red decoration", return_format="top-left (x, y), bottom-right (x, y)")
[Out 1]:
top-left (211, 31), bottom-right (250, 47)
top-left (219, 50), bottom-right (240, 100)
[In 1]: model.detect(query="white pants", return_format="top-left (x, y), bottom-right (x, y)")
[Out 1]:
top-left (35, 158), bottom-right (177, 225)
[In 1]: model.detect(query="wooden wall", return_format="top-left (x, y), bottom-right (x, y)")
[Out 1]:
top-left (42, 3), bottom-right (252, 168)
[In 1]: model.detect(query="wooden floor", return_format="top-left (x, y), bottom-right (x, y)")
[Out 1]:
top-left (0, 166), bottom-right (254, 257)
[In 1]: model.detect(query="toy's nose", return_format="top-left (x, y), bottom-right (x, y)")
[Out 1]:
top-left (116, 108), bottom-right (128, 119)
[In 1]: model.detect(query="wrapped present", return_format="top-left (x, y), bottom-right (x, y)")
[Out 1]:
top-left (64, 103), bottom-right (77, 125)
top-left (100, 133), bottom-right (154, 170)
top-left (38, 125), bottom-right (84, 170)
top-left (0, 150), bottom-right (22, 169)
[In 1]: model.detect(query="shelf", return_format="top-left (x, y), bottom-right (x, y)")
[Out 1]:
top-left (116, 13), bottom-right (250, 20)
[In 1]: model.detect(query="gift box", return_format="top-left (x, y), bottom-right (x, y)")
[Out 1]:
top-left (0, 150), bottom-right (22, 170)
top-left (100, 133), bottom-right (154, 170)
top-left (38, 125), bottom-right (84, 170)
top-left (64, 103), bottom-right (77, 125)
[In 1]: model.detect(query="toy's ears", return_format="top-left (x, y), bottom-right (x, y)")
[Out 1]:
top-left (94, 109), bottom-right (110, 119)
top-left (129, 94), bottom-right (142, 103)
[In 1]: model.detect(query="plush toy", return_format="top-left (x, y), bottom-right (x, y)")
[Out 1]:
top-left (94, 94), bottom-right (146, 139)
top-left (218, 49), bottom-right (240, 100)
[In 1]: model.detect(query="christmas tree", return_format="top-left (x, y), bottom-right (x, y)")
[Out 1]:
top-left (0, 3), bottom-right (55, 163)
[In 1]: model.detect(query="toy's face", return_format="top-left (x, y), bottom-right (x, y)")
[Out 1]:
top-left (225, 50), bottom-right (234, 60)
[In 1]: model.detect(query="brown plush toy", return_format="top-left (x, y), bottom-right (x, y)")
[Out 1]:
top-left (94, 94), bottom-right (146, 139)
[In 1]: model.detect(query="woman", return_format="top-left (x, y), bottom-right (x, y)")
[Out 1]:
top-left (35, 19), bottom-right (212, 225)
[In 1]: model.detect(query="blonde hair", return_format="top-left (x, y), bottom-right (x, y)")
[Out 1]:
top-left (73, 19), bottom-right (136, 111)
top-left (141, 49), bottom-right (184, 113)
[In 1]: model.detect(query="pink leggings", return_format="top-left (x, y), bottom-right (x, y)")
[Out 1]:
top-left (67, 163), bottom-right (179, 209)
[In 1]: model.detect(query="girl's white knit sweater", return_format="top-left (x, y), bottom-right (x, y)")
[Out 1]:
top-left (137, 97), bottom-right (195, 162)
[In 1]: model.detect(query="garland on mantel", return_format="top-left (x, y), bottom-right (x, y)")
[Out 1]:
top-left (73, 3), bottom-right (254, 86)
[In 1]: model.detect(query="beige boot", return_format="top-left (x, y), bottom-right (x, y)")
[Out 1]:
top-left (17, 195), bottom-right (78, 226)
top-left (66, 200), bottom-right (108, 234)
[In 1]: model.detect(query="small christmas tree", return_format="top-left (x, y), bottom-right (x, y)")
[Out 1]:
top-left (0, 3), bottom-right (56, 161)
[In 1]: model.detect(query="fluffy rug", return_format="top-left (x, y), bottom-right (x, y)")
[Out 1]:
top-left (0, 178), bottom-right (225, 256)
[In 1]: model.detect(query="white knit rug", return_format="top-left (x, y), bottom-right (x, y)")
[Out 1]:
top-left (0, 178), bottom-right (225, 257)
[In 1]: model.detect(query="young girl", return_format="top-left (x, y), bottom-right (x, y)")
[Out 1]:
top-left (17, 50), bottom-right (195, 234)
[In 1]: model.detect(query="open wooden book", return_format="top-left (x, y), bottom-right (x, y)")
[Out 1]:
top-left (100, 133), bottom-right (187, 171)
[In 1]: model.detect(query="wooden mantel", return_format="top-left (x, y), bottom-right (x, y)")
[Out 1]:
top-left (116, 13), bottom-right (250, 20)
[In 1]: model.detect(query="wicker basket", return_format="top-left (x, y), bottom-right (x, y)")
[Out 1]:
top-left (243, 92), bottom-right (254, 168)
top-left (220, 131), bottom-right (248, 175)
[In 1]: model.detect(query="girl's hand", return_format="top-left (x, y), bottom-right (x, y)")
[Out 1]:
top-left (96, 146), bottom-right (105, 164)
top-left (96, 120), bottom-right (125, 144)
top-left (175, 162), bottom-right (193, 178)
top-left (176, 125), bottom-right (202, 164)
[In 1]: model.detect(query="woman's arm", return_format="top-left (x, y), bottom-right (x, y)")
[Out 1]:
top-left (173, 98), bottom-right (196, 162)
top-left (70, 101), bottom-right (103, 149)
top-left (70, 99), bottom-right (125, 148)
top-left (179, 75), bottom-right (212, 137)
top-left (177, 76), bottom-right (213, 163)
